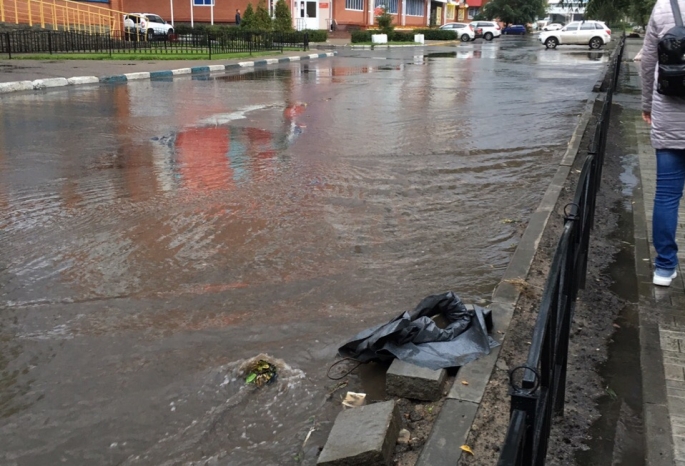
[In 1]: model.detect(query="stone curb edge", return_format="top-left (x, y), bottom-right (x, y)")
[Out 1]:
top-left (0, 52), bottom-right (337, 95)
top-left (416, 93), bottom-right (599, 466)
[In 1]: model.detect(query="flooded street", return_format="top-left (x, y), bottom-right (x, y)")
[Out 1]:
top-left (0, 37), bottom-right (608, 465)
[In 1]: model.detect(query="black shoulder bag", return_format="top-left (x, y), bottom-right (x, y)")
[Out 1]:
top-left (657, 0), bottom-right (685, 96)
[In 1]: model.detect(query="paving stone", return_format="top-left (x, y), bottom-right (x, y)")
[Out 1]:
top-left (386, 359), bottom-right (446, 401)
top-left (318, 401), bottom-right (401, 466)
top-left (664, 364), bottom-right (685, 381)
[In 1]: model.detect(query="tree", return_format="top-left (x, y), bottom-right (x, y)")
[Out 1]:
top-left (274, 0), bottom-right (293, 32)
top-left (240, 3), bottom-right (256, 29)
top-left (254, 0), bottom-right (274, 30)
top-left (585, 0), bottom-right (655, 28)
top-left (376, 6), bottom-right (394, 35)
top-left (481, 0), bottom-right (546, 25)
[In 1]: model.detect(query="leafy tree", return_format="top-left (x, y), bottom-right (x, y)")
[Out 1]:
top-left (376, 7), bottom-right (394, 35)
top-left (240, 3), bottom-right (256, 29)
top-left (481, 0), bottom-right (546, 25)
top-left (274, 0), bottom-right (293, 32)
top-left (255, 0), bottom-right (274, 30)
top-left (585, 0), bottom-right (655, 27)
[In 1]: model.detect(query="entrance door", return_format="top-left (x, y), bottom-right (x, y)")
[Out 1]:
top-left (296, 0), bottom-right (318, 30)
top-left (305, 0), bottom-right (318, 29)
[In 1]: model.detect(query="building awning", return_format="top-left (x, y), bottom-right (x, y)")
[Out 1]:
top-left (466, 0), bottom-right (482, 6)
top-left (432, 0), bottom-right (448, 4)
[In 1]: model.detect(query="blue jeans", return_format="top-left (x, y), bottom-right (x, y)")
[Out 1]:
top-left (653, 148), bottom-right (685, 271)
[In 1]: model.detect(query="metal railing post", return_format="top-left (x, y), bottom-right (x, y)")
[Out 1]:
top-left (6, 32), bottom-right (11, 59)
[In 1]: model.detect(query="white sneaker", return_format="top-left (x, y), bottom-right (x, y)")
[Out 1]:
top-left (653, 269), bottom-right (677, 287)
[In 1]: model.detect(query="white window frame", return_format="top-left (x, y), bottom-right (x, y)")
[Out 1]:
top-left (345, 0), bottom-right (364, 11)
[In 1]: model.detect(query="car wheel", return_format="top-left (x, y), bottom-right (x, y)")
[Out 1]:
top-left (147, 29), bottom-right (154, 41)
top-left (545, 37), bottom-right (558, 49)
top-left (484, 32), bottom-right (493, 41)
top-left (589, 37), bottom-right (603, 49)
top-left (460, 33), bottom-right (470, 42)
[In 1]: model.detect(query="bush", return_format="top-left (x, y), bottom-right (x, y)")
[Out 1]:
top-left (413, 28), bottom-right (457, 40)
top-left (390, 31), bottom-right (414, 41)
top-left (273, 0), bottom-right (293, 32)
top-left (351, 28), bottom-right (456, 43)
top-left (303, 29), bottom-right (328, 42)
top-left (351, 30), bottom-right (373, 42)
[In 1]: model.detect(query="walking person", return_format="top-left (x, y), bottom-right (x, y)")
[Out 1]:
top-left (641, 0), bottom-right (685, 286)
top-left (235, 9), bottom-right (241, 25)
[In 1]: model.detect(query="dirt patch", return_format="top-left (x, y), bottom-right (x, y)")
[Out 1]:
top-left (456, 95), bottom-right (632, 464)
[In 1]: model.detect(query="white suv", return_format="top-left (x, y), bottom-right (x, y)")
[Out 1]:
top-left (540, 21), bottom-right (611, 49)
top-left (472, 21), bottom-right (502, 41)
top-left (123, 13), bottom-right (174, 41)
top-left (439, 22), bottom-right (475, 42)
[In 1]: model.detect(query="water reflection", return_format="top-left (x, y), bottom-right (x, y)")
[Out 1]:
top-left (0, 47), bottom-right (607, 465)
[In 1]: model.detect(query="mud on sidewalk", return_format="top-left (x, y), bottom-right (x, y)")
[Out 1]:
top-left (457, 85), bottom-right (644, 463)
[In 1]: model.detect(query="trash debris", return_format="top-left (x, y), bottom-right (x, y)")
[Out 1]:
top-left (461, 445), bottom-right (474, 455)
top-left (338, 292), bottom-right (499, 370)
top-left (397, 428), bottom-right (411, 445)
top-left (341, 392), bottom-right (366, 408)
top-left (244, 359), bottom-right (278, 387)
top-left (461, 380), bottom-right (469, 386)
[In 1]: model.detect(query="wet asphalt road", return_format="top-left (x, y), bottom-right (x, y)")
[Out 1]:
top-left (0, 36), bottom-right (609, 465)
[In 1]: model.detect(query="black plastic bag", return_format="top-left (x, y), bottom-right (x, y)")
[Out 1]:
top-left (338, 292), bottom-right (498, 370)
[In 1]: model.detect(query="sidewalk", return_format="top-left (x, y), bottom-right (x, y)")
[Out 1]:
top-left (620, 39), bottom-right (685, 465)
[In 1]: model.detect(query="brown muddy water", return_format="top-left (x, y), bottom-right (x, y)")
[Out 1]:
top-left (0, 40), bottom-right (608, 465)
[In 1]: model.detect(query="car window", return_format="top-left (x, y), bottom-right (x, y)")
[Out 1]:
top-left (455, 24), bottom-right (464, 28)
top-left (149, 15), bottom-right (163, 23)
top-left (594, 23), bottom-right (605, 29)
top-left (562, 22), bottom-right (580, 31)
top-left (579, 22), bottom-right (595, 30)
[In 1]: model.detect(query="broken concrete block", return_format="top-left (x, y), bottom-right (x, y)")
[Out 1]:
top-left (386, 359), bottom-right (446, 401)
top-left (318, 400), bottom-right (401, 466)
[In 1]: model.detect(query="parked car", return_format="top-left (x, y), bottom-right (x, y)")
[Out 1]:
top-left (540, 21), bottom-right (611, 49)
top-left (472, 21), bottom-right (502, 40)
top-left (502, 25), bottom-right (526, 35)
top-left (439, 22), bottom-right (476, 41)
top-left (123, 13), bottom-right (174, 41)
top-left (543, 23), bottom-right (563, 31)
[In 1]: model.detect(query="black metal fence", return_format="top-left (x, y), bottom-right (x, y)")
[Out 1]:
top-left (0, 29), bottom-right (309, 58)
top-left (497, 35), bottom-right (625, 466)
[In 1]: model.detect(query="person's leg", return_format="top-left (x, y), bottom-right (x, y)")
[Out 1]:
top-left (653, 148), bottom-right (685, 280)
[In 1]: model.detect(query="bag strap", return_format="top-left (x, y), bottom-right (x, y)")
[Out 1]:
top-left (671, 0), bottom-right (684, 27)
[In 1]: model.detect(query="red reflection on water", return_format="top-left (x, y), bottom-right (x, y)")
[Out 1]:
top-left (175, 127), bottom-right (233, 191)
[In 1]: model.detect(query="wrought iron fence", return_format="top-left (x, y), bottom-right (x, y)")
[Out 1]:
top-left (0, 29), bottom-right (309, 58)
top-left (497, 35), bottom-right (625, 466)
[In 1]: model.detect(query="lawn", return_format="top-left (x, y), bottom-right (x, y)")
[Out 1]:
top-left (10, 49), bottom-right (303, 60)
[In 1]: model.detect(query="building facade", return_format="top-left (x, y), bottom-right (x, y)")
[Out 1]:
top-left (107, 0), bottom-right (475, 30)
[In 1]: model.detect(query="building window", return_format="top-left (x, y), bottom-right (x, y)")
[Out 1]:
top-left (346, 0), bottom-right (363, 10)
top-left (467, 6), bottom-right (479, 18)
top-left (406, 0), bottom-right (423, 16)
top-left (387, 0), bottom-right (398, 13)
top-left (446, 4), bottom-right (455, 19)
top-left (193, 0), bottom-right (214, 5)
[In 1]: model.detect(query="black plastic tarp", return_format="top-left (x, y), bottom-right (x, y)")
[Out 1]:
top-left (338, 292), bottom-right (499, 370)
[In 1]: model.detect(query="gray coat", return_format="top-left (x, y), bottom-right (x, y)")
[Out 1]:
top-left (641, 0), bottom-right (685, 149)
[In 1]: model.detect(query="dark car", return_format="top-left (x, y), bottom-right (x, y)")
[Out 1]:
top-left (502, 25), bottom-right (526, 35)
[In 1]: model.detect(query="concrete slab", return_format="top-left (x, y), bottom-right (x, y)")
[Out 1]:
top-left (318, 401), bottom-right (401, 466)
top-left (416, 399), bottom-right (478, 466)
top-left (386, 360), bottom-right (446, 401)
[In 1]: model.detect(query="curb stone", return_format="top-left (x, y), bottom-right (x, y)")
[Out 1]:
top-left (416, 93), bottom-right (600, 466)
top-left (0, 52), bottom-right (337, 95)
